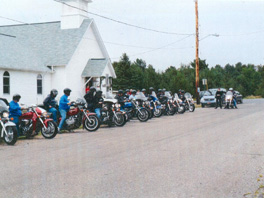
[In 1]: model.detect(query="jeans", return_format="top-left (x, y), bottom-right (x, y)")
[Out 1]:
top-left (95, 108), bottom-right (101, 119)
top-left (58, 109), bottom-right (67, 129)
top-left (48, 107), bottom-right (57, 122)
top-left (215, 98), bottom-right (222, 108)
top-left (233, 99), bottom-right (237, 108)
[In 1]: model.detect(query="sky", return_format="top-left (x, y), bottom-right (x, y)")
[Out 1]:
top-left (0, 0), bottom-right (263, 71)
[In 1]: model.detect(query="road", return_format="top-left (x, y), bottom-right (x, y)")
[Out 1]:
top-left (1, 99), bottom-right (264, 198)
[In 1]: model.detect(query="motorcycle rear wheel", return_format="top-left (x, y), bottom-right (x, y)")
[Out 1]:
top-left (41, 120), bottom-right (58, 139)
top-left (3, 126), bottom-right (18, 145)
top-left (84, 115), bottom-right (100, 132)
top-left (137, 109), bottom-right (149, 122)
top-left (189, 104), bottom-right (195, 112)
top-left (113, 112), bottom-right (126, 127)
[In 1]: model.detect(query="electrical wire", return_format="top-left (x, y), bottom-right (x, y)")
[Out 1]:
top-left (54, 0), bottom-right (194, 36)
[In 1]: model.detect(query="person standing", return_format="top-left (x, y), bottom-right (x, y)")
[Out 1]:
top-left (58, 88), bottom-right (72, 132)
top-left (215, 88), bottom-right (223, 109)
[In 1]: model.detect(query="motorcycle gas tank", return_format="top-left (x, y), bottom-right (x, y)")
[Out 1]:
top-left (67, 107), bottom-right (79, 116)
top-left (20, 111), bottom-right (34, 119)
top-left (104, 98), bottom-right (117, 103)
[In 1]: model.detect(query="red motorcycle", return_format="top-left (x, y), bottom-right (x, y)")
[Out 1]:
top-left (57, 99), bottom-right (100, 132)
top-left (19, 105), bottom-right (58, 139)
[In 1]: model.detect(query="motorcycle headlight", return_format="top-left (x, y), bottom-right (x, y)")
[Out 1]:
top-left (42, 112), bottom-right (48, 118)
top-left (3, 112), bottom-right (9, 118)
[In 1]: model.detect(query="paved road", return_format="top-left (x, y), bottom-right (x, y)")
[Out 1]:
top-left (1, 99), bottom-right (264, 198)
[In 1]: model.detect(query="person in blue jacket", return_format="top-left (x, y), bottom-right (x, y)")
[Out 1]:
top-left (58, 88), bottom-right (71, 132)
top-left (43, 89), bottom-right (58, 122)
top-left (9, 94), bottom-right (22, 136)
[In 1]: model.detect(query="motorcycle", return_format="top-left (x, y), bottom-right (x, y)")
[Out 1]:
top-left (100, 93), bottom-right (126, 127)
top-left (57, 99), bottom-right (100, 132)
top-left (149, 91), bottom-right (163, 118)
top-left (0, 100), bottom-right (17, 145)
top-left (137, 92), bottom-right (153, 119)
top-left (123, 94), bottom-right (149, 122)
top-left (183, 92), bottom-right (195, 112)
top-left (173, 94), bottom-right (185, 114)
top-left (164, 91), bottom-right (177, 115)
top-left (19, 105), bottom-right (58, 139)
top-left (224, 91), bottom-right (234, 109)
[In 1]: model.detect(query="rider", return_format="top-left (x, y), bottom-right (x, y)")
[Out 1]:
top-left (94, 90), bottom-right (104, 119)
top-left (157, 89), bottom-right (163, 99)
top-left (178, 90), bottom-right (186, 101)
top-left (9, 94), bottom-right (23, 136)
top-left (129, 90), bottom-right (137, 100)
top-left (142, 88), bottom-right (147, 97)
top-left (84, 86), bottom-right (97, 111)
top-left (230, 88), bottom-right (238, 109)
top-left (124, 89), bottom-right (130, 100)
top-left (58, 88), bottom-right (72, 132)
top-left (43, 89), bottom-right (58, 122)
top-left (115, 90), bottom-right (125, 107)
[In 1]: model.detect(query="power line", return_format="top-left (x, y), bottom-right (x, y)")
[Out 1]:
top-left (0, 32), bottom-right (16, 38)
top-left (54, 0), bottom-right (194, 36)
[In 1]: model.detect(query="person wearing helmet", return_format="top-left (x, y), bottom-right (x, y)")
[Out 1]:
top-left (129, 90), bottom-right (137, 100)
top-left (115, 90), bottom-right (125, 107)
top-left (58, 88), bottom-right (72, 132)
top-left (94, 90), bottom-right (104, 119)
top-left (141, 88), bottom-right (147, 97)
top-left (124, 89), bottom-right (131, 99)
top-left (43, 89), bottom-right (58, 122)
top-left (9, 94), bottom-right (23, 135)
top-left (84, 86), bottom-right (97, 111)
top-left (157, 89), bottom-right (163, 99)
top-left (149, 87), bottom-right (154, 95)
top-left (178, 89), bottom-right (186, 101)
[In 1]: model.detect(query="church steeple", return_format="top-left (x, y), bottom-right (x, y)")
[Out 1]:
top-left (59, 0), bottom-right (92, 29)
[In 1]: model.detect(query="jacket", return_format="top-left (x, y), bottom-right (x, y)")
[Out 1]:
top-left (43, 94), bottom-right (57, 110)
top-left (59, 95), bottom-right (70, 111)
top-left (9, 101), bottom-right (22, 117)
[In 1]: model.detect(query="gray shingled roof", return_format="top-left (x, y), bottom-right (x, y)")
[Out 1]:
top-left (0, 19), bottom-right (92, 72)
top-left (81, 58), bottom-right (109, 77)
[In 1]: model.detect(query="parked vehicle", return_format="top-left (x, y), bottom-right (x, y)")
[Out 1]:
top-left (57, 99), bottom-right (100, 132)
top-left (163, 91), bottom-right (177, 115)
top-left (234, 91), bottom-right (243, 104)
top-left (149, 91), bottom-right (163, 117)
top-left (100, 93), bottom-right (126, 127)
top-left (19, 105), bottom-right (58, 139)
top-left (200, 91), bottom-right (216, 108)
top-left (183, 92), bottom-right (195, 112)
top-left (0, 100), bottom-right (17, 145)
top-left (173, 94), bottom-right (185, 114)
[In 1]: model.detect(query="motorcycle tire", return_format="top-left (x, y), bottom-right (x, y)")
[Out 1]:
top-left (3, 126), bottom-right (18, 145)
top-left (146, 108), bottom-right (152, 119)
top-left (113, 112), bottom-right (126, 127)
top-left (41, 120), bottom-right (58, 139)
top-left (137, 108), bottom-right (149, 122)
top-left (178, 105), bottom-right (185, 114)
top-left (189, 104), bottom-right (195, 112)
top-left (154, 108), bottom-right (162, 117)
top-left (167, 108), bottom-right (176, 116)
top-left (84, 115), bottom-right (100, 132)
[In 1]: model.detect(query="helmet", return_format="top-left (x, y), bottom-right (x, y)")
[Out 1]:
top-left (64, 88), bottom-right (71, 95)
top-left (13, 94), bottom-right (21, 102)
top-left (229, 88), bottom-right (233, 91)
top-left (118, 89), bottom-right (123, 94)
top-left (181, 90), bottom-right (185, 93)
top-left (131, 90), bottom-right (136, 94)
top-left (96, 90), bottom-right (103, 96)
top-left (158, 89), bottom-right (162, 92)
top-left (149, 87), bottom-right (154, 91)
top-left (90, 86), bottom-right (96, 92)
top-left (125, 89), bottom-right (130, 92)
top-left (162, 88), bottom-right (166, 92)
top-left (50, 89), bottom-right (58, 97)
top-left (141, 88), bottom-right (146, 92)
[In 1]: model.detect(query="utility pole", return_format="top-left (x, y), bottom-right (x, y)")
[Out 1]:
top-left (195, 0), bottom-right (200, 104)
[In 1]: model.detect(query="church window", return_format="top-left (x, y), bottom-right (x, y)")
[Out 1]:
top-left (37, 74), bottom-right (42, 94)
top-left (3, 71), bottom-right (10, 94)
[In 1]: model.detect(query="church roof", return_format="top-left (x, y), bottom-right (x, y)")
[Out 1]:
top-left (81, 58), bottom-right (109, 77)
top-left (0, 19), bottom-right (93, 72)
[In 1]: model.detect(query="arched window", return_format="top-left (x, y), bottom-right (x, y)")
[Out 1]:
top-left (3, 71), bottom-right (10, 94)
top-left (37, 74), bottom-right (42, 94)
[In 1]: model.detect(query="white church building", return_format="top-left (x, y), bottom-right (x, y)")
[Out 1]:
top-left (0, 0), bottom-right (116, 105)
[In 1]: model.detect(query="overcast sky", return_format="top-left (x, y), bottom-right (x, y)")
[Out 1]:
top-left (0, 0), bottom-right (263, 71)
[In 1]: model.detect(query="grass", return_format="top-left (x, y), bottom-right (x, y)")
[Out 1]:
top-left (245, 95), bottom-right (263, 99)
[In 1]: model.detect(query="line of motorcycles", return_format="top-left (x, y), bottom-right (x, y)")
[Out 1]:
top-left (0, 91), bottom-right (195, 146)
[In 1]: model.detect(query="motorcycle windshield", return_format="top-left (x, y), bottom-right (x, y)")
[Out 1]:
top-left (0, 100), bottom-right (8, 112)
top-left (226, 91), bottom-right (233, 96)
top-left (105, 92), bottom-right (114, 99)
top-left (174, 94), bottom-right (179, 100)
top-left (151, 91), bottom-right (157, 98)
top-left (76, 98), bottom-right (86, 105)
top-left (184, 92), bottom-right (192, 99)
top-left (165, 91), bottom-right (172, 99)
top-left (225, 91), bottom-right (233, 100)
top-left (135, 92), bottom-right (147, 101)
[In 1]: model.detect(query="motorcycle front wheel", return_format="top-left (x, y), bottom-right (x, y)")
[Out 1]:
top-left (113, 112), bottom-right (126, 127)
top-left (3, 126), bottom-right (18, 145)
top-left (137, 108), bottom-right (149, 122)
top-left (154, 108), bottom-right (162, 117)
top-left (189, 104), bottom-right (195, 112)
top-left (41, 120), bottom-right (58, 139)
top-left (84, 115), bottom-right (100, 132)
top-left (178, 105), bottom-right (185, 114)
